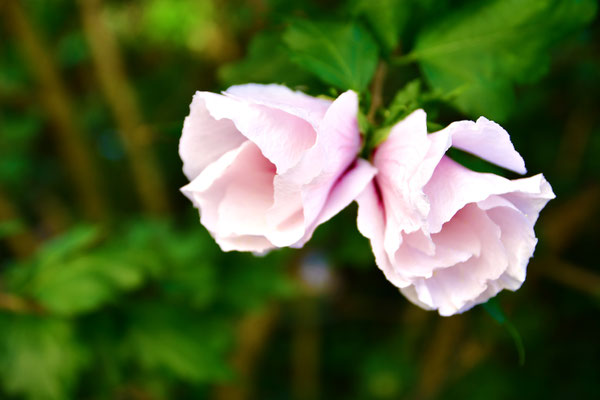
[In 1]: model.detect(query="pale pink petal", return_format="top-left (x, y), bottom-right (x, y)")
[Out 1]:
top-left (404, 204), bottom-right (508, 315)
top-left (299, 91), bottom-right (362, 228)
top-left (216, 144), bottom-right (276, 237)
top-left (201, 90), bottom-right (317, 174)
top-left (294, 159), bottom-right (377, 247)
top-left (181, 143), bottom-right (252, 232)
top-left (356, 182), bottom-right (412, 288)
top-left (392, 210), bottom-right (482, 279)
top-left (216, 234), bottom-right (275, 254)
top-left (485, 206), bottom-right (538, 289)
top-left (500, 174), bottom-right (555, 224)
top-left (440, 117), bottom-right (527, 174)
top-left (181, 141), bottom-right (278, 252)
top-left (266, 91), bottom-right (363, 246)
top-left (179, 92), bottom-right (247, 180)
top-left (374, 110), bottom-right (432, 255)
top-left (424, 157), bottom-right (549, 233)
top-left (224, 83), bottom-right (331, 130)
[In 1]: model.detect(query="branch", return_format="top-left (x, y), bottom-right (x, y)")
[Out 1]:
top-left (0, 292), bottom-right (45, 315)
top-left (78, 0), bottom-right (170, 216)
top-left (534, 258), bottom-right (600, 299)
top-left (3, 1), bottom-right (108, 221)
top-left (367, 62), bottom-right (388, 124)
top-left (213, 304), bottom-right (280, 400)
top-left (412, 315), bottom-right (465, 400)
top-left (0, 189), bottom-right (37, 258)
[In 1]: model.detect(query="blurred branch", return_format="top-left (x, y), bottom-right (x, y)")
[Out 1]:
top-left (557, 107), bottom-right (595, 178)
top-left (3, 0), bottom-right (108, 221)
top-left (78, 0), bottom-right (170, 216)
top-left (214, 304), bottom-right (280, 400)
top-left (541, 184), bottom-right (600, 254)
top-left (0, 292), bottom-right (45, 314)
top-left (291, 295), bottom-right (320, 400)
top-left (534, 257), bottom-right (600, 299)
top-left (412, 315), bottom-right (465, 400)
top-left (0, 190), bottom-right (37, 258)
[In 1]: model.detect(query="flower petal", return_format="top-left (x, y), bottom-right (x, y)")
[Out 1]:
top-left (403, 204), bottom-right (508, 315)
top-left (224, 83), bottom-right (331, 130)
top-left (438, 116), bottom-right (527, 174)
top-left (356, 182), bottom-right (412, 288)
top-left (202, 88), bottom-right (318, 174)
top-left (424, 157), bottom-right (550, 233)
top-left (179, 92), bottom-right (247, 180)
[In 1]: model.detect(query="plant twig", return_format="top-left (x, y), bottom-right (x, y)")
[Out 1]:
top-left (534, 258), bottom-right (600, 299)
top-left (0, 190), bottom-right (37, 258)
top-left (0, 292), bottom-right (45, 315)
top-left (412, 315), bottom-right (465, 400)
top-left (214, 304), bottom-right (280, 400)
top-left (78, 0), bottom-right (170, 215)
top-left (366, 62), bottom-right (388, 124)
top-left (541, 185), bottom-right (599, 255)
top-left (3, 1), bottom-right (108, 221)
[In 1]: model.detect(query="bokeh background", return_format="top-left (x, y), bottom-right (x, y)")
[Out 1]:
top-left (1, 1), bottom-right (599, 399)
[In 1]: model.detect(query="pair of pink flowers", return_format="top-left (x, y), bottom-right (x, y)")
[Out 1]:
top-left (179, 84), bottom-right (554, 316)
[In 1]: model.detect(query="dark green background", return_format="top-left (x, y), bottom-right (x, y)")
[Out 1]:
top-left (0, 1), bottom-right (599, 399)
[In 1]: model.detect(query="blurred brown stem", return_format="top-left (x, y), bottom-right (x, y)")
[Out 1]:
top-left (367, 62), bottom-right (387, 124)
top-left (413, 315), bottom-right (465, 400)
top-left (214, 304), bottom-right (280, 400)
top-left (291, 295), bottom-right (320, 400)
top-left (78, 0), bottom-right (170, 216)
top-left (0, 190), bottom-right (37, 258)
top-left (534, 258), bottom-right (600, 298)
top-left (0, 292), bottom-right (45, 314)
top-left (3, 0), bottom-right (108, 221)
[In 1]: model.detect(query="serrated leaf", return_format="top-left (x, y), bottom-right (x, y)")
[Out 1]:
top-left (0, 314), bottom-right (88, 400)
top-left (383, 79), bottom-right (422, 126)
top-left (352, 0), bottom-right (410, 55)
top-left (411, 0), bottom-right (597, 120)
top-left (218, 31), bottom-right (315, 87)
top-left (283, 20), bottom-right (379, 92)
top-left (31, 254), bottom-right (150, 315)
top-left (11, 224), bottom-right (162, 316)
top-left (121, 303), bottom-right (233, 383)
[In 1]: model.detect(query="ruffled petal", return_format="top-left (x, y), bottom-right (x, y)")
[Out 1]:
top-left (424, 157), bottom-right (550, 233)
top-left (201, 89), bottom-right (318, 174)
top-left (404, 204), bottom-right (508, 315)
top-left (356, 182), bottom-right (412, 288)
top-left (224, 83), bottom-right (331, 130)
top-left (438, 116), bottom-right (527, 174)
top-left (266, 91), bottom-right (363, 246)
top-left (294, 159), bottom-right (377, 248)
top-left (181, 141), bottom-right (277, 252)
top-left (179, 92), bottom-right (247, 180)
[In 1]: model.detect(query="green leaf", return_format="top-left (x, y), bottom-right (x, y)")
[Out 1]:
top-left (352, 0), bottom-right (411, 55)
top-left (483, 298), bottom-right (525, 365)
top-left (0, 219), bottom-right (26, 239)
top-left (0, 314), bottom-right (88, 400)
top-left (410, 0), bottom-right (597, 120)
top-left (218, 31), bottom-right (315, 87)
top-left (10, 224), bottom-right (160, 316)
top-left (120, 303), bottom-right (233, 383)
top-left (383, 79), bottom-right (423, 126)
top-left (222, 251), bottom-right (296, 312)
top-left (283, 20), bottom-right (379, 92)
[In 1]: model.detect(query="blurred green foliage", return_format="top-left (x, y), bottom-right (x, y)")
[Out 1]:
top-left (0, 0), bottom-right (599, 399)
top-left (410, 0), bottom-right (598, 121)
